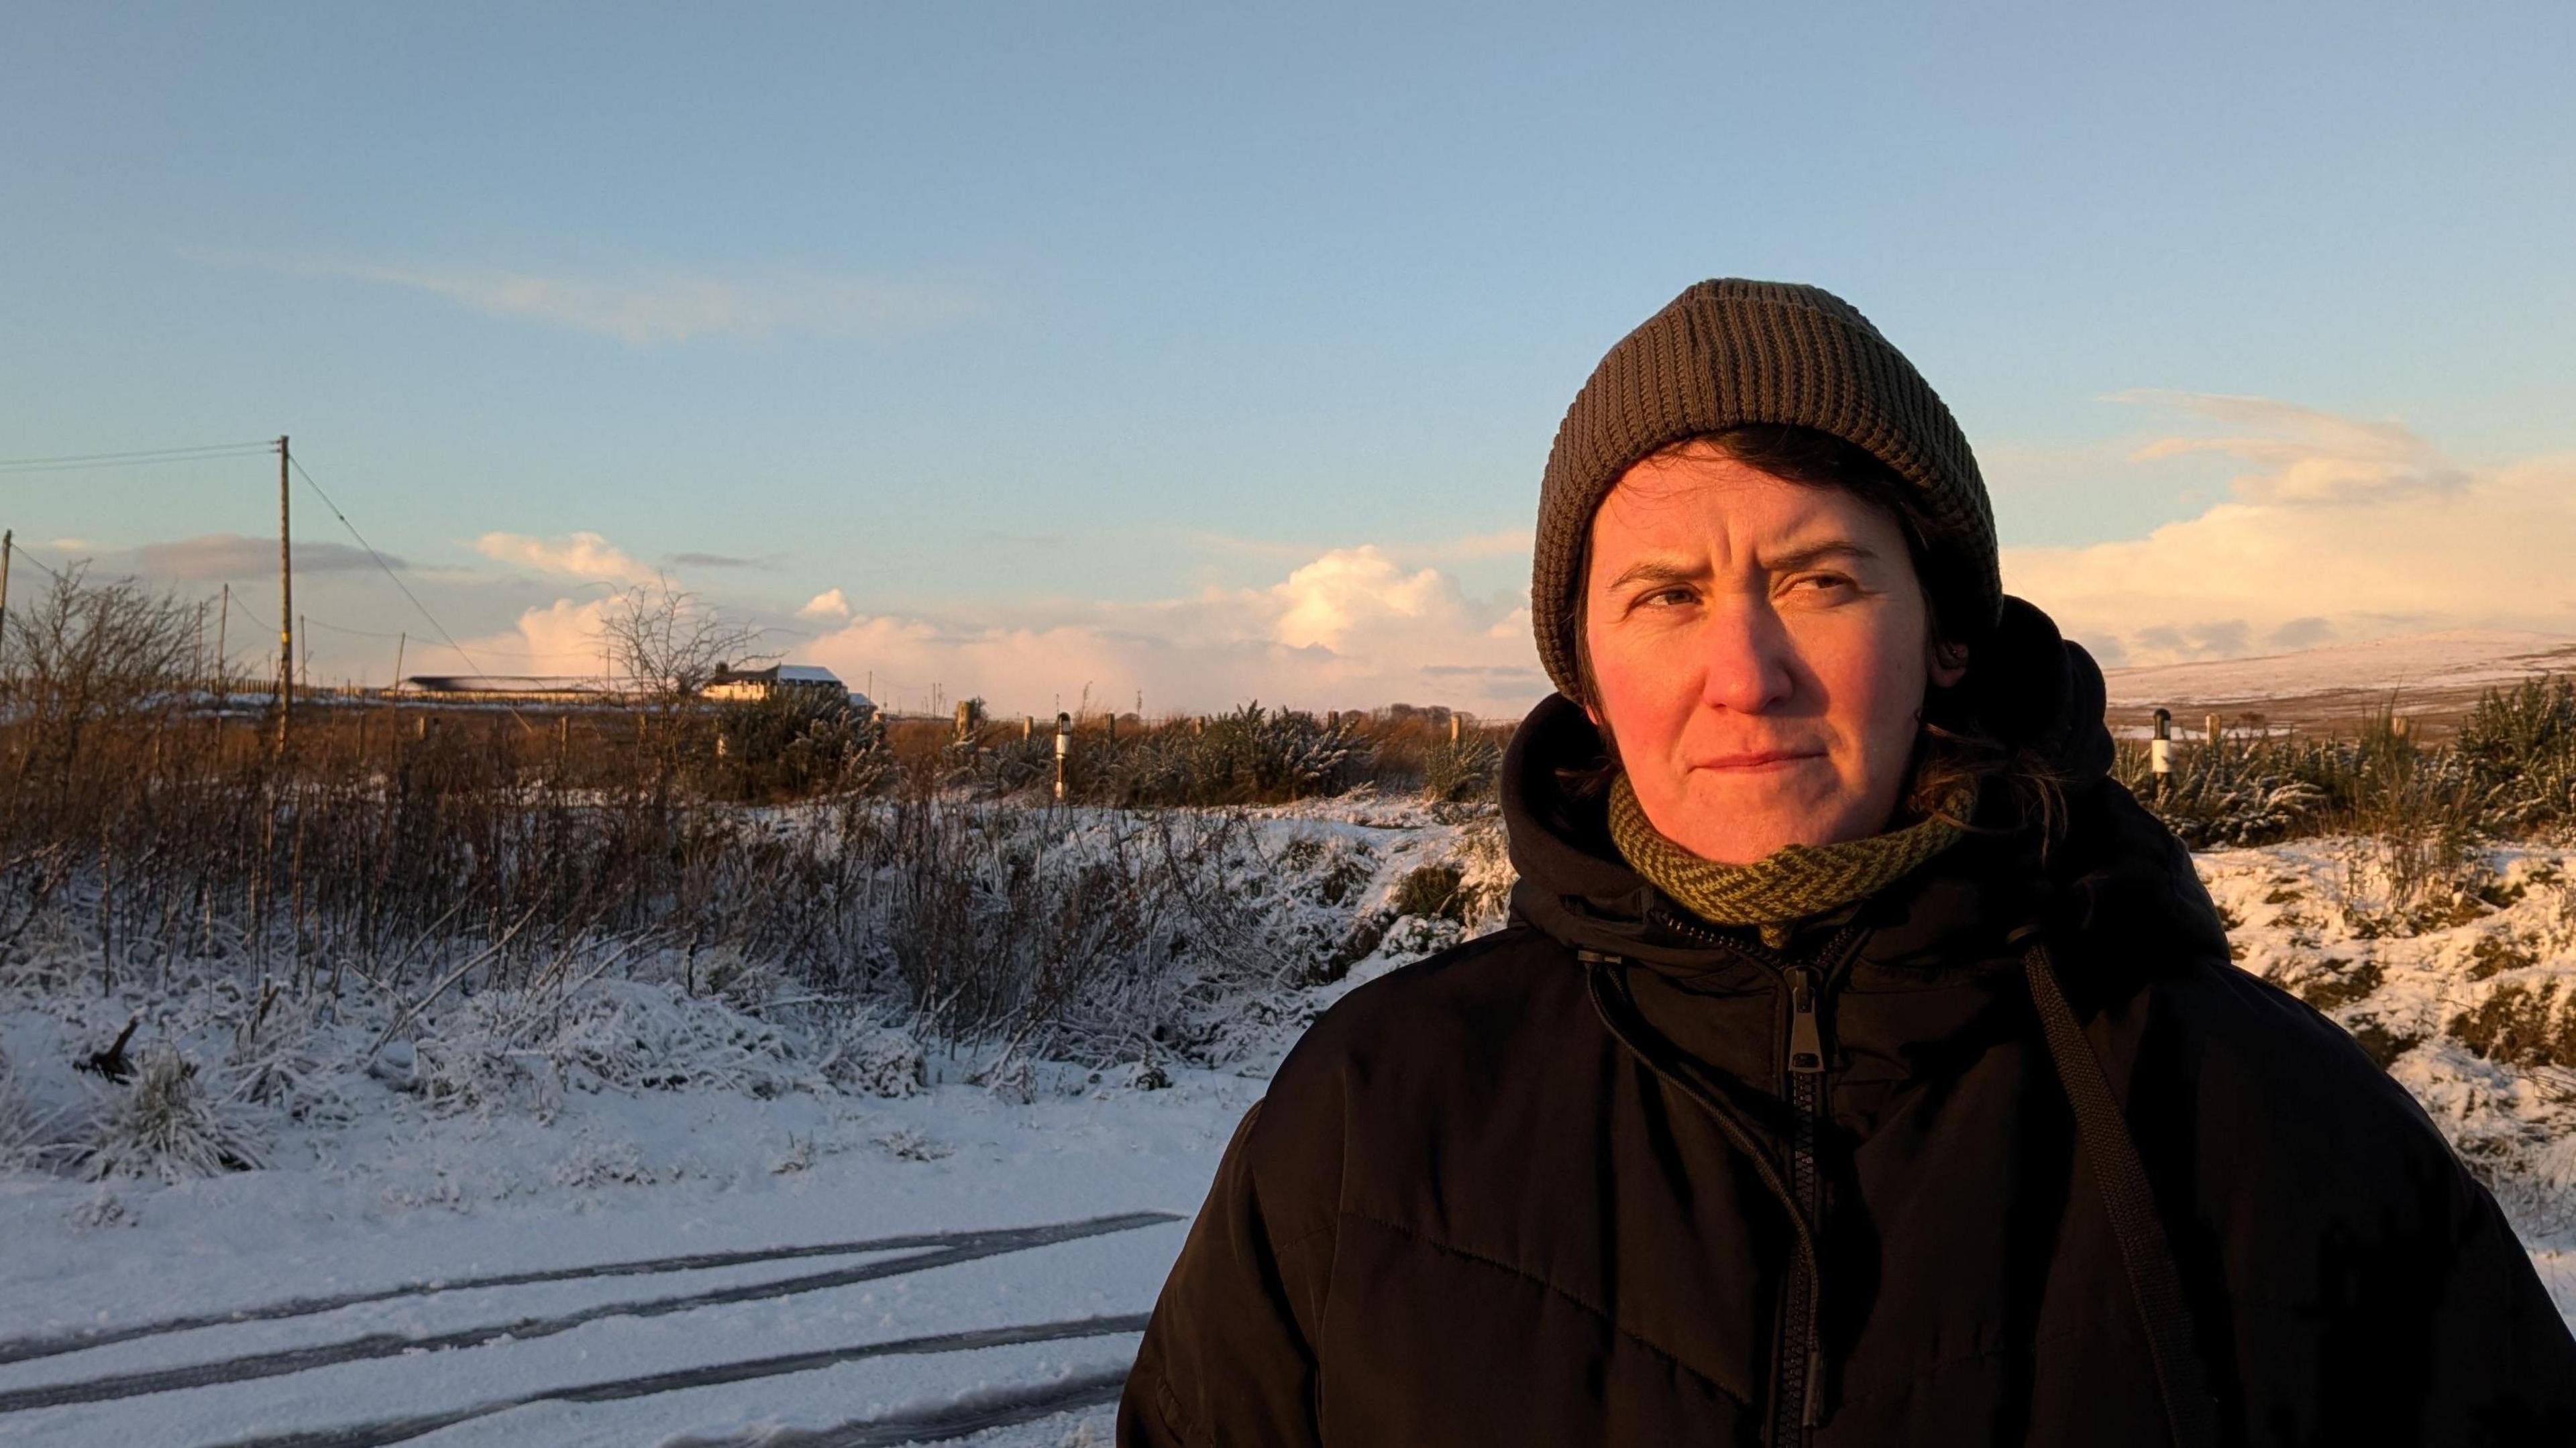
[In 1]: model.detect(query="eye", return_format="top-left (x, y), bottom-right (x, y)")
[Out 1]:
top-left (1786, 572), bottom-right (1856, 594)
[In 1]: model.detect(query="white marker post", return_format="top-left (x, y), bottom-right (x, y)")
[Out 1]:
top-left (2149, 707), bottom-right (2173, 797)
top-left (1054, 712), bottom-right (1073, 804)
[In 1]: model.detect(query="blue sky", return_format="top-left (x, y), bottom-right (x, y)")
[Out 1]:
top-left (5, 3), bottom-right (2572, 714)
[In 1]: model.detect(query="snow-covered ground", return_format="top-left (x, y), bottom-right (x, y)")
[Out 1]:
top-left (1, 803), bottom-right (2570, 1445)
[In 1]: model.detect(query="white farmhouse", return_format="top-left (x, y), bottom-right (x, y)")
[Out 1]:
top-left (700, 663), bottom-right (858, 706)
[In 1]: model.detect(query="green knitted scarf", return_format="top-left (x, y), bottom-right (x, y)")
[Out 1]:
top-left (1608, 773), bottom-right (1978, 948)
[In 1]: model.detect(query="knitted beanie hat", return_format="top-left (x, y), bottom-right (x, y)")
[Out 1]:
top-left (1531, 278), bottom-right (2001, 702)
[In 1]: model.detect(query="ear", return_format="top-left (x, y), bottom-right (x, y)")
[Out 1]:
top-left (1927, 638), bottom-right (1969, 689)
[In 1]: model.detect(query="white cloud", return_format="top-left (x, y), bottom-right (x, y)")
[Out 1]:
top-left (796, 543), bottom-right (1546, 718)
top-left (798, 588), bottom-right (853, 620)
top-left (2006, 396), bottom-right (2576, 668)
top-left (400, 596), bottom-right (614, 678)
top-left (278, 257), bottom-right (982, 346)
top-left (1271, 547), bottom-right (1454, 651)
top-left (2107, 390), bottom-right (2467, 505)
top-left (474, 531), bottom-right (655, 583)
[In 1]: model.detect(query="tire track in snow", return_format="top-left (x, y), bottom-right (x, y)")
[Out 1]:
top-left (0, 1212), bottom-right (1176, 1414)
top-left (0, 1211), bottom-right (1174, 1369)
top-left (673, 1365), bottom-right (1132, 1447)
top-left (209, 1315), bottom-right (1146, 1448)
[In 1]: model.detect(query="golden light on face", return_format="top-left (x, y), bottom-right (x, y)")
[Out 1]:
top-left (1579, 445), bottom-right (1964, 865)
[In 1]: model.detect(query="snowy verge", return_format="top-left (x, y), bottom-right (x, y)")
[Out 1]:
top-left (0, 812), bottom-right (2571, 1443)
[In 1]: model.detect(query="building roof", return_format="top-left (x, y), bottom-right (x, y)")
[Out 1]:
top-left (706, 663), bottom-right (845, 687)
top-left (393, 674), bottom-right (632, 695)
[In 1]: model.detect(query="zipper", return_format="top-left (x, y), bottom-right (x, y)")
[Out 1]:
top-left (1609, 915), bottom-right (1866, 1444)
top-left (1781, 964), bottom-right (1827, 1442)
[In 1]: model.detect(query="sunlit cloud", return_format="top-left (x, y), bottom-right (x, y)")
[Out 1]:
top-left (420, 597), bottom-right (616, 677)
top-left (2106, 389), bottom-right (2468, 504)
top-left (474, 531), bottom-right (655, 583)
top-left (2006, 396), bottom-right (2576, 669)
top-left (798, 588), bottom-right (853, 620)
top-left (795, 543), bottom-right (1544, 717)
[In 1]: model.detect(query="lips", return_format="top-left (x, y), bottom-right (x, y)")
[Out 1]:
top-left (1695, 750), bottom-right (1825, 771)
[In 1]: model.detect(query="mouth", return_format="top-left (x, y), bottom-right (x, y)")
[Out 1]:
top-left (1695, 750), bottom-right (1826, 773)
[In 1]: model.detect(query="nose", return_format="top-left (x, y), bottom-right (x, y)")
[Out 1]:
top-left (1697, 596), bottom-right (1794, 715)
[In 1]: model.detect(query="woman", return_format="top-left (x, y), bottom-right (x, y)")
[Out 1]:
top-left (1120, 280), bottom-right (2576, 1445)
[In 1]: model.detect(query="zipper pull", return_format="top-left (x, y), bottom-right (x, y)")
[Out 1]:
top-left (1803, 1347), bottom-right (1829, 1427)
top-left (1786, 966), bottom-right (1825, 1074)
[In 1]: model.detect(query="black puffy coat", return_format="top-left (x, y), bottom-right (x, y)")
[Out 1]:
top-left (1121, 602), bottom-right (2576, 1445)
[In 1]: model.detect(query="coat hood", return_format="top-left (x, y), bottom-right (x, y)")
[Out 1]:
top-left (1501, 595), bottom-right (2216, 972)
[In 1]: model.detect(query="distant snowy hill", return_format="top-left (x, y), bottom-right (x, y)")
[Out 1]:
top-left (2098, 630), bottom-right (2576, 732)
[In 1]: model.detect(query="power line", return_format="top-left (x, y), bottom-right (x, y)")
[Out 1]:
top-left (286, 454), bottom-right (486, 669)
top-left (297, 616), bottom-right (407, 641)
top-left (286, 453), bottom-right (544, 730)
top-left (5, 547), bottom-right (66, 583)
top-left (221, 585), bottom-right (266, 632)
top-left (0, 441), bottom-right (274, 474)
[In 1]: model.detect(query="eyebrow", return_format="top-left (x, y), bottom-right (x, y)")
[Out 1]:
top-left (1603, 541), bottom-right (1879, 592)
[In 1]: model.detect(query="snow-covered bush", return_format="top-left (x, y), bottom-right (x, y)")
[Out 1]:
top-left (0, 1045), bottom-right (60, 1170)
top-left (2451, 978), bottom-right (2576, 1072)
top-left (2118, 734), bottom-right (2331, 848)
top-left (399, 974), bottom-right (820, 1117)
top-left (818, 1013), bottom-right (928, 1098)
top-left (2458, 675), bottom-right (2576, 832)
top-left (76, 1048), bottom-right (266, 1182)
top-left (870, 798), bottom-right (1295, 1062)
top-left (1417, 733), bottom-right (1504, 803)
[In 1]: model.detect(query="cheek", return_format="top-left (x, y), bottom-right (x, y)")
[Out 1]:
top-left (1587, 625), bottom-right (1694, 736)
top-left (1807, 623), bottom-right (1929, 744)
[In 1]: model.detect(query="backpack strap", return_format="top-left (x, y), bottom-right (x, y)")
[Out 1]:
top-left (2019, 936), bottom-right (2222, 1448)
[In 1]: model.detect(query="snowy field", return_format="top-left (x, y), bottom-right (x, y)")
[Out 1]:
top-left (1, 801), bottom-right (2571, 1446)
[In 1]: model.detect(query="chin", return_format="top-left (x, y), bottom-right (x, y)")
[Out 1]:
top-left (1667, 791), bottom-right (1865, 863)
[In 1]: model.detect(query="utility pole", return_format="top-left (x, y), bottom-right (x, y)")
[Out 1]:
top-left (216, 582), bottom-right (230, 706)
top-left (393, 631), bottom-right (406, 689)
top-left (0, 529), bottom-right (11, 679)
top-left (276, 435), bottom-right (292, 755)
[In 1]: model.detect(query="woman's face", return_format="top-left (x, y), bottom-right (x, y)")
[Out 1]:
top-left (1580, 445), bottom-right (1964, 865)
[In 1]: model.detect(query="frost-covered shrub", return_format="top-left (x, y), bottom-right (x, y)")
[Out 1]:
top-left (877, 1125), bottom-right (953, 1161)
top-left (77, 1048), bottom-right (266, 1182)
top-left (225, 1007), bottom-right (358, 1126)
top-left (1389, 864), bottom-right (1466, 922)
top-left (704, 691), bottom-right (893, 802)
top-left (1040, 705), bottom-right (1375, 807)
top-left (2450, 978), bottom-right (2576, 1070)
top-left (873, 799), bottom-right (1291, 1061)
top-left (2118, 735), bottom-right (2330, 848)
top-left (1448, 816), bottom-right (1516, 932)
top-left (551, 1139), bottom-right (654, 1188)
top-left (0, 1046), bottom-right (60, 1170)
top-left (409, 979), bottom-right (814, 1114)
top-left (1418, 734), bottom-right (1503, 803)
top-left (2458, 676), bottom-right (2576, 832)
top-left (818, 1015), bottom-right (927, 1098)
